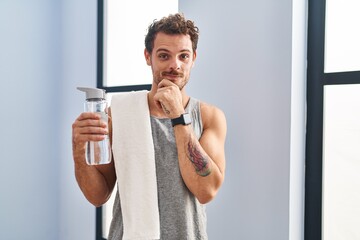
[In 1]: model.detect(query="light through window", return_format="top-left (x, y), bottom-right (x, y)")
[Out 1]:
top-left (103, 0), bottom-right (178, 87)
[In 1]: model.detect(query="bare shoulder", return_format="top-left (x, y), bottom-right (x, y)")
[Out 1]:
top-left (199, 101), bottom-right (227, 132)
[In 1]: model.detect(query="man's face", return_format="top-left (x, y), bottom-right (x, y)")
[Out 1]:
top-left (145, 32), bottom-right (196, 90)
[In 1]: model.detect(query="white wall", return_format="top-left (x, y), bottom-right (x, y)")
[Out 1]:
top-left (59, 0), bottom-right (98, 239)
top-left (0, 0), bottom-right (305, 239)
top-left (0, 1), bottom-right (96, 239)
top-left (0, 1), bottom-right (62, 239)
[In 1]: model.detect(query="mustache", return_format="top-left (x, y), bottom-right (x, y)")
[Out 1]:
top-left (161, 70), bottom-right (183, 77)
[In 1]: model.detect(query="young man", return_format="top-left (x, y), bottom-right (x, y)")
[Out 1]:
top-left (72, 13), bottom-right (226, 239)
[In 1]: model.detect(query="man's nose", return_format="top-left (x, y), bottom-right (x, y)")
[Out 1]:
top-left (169, 58), bottom-right (181, 70)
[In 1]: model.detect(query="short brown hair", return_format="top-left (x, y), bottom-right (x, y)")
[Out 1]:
top-left (145, 13), bottom-right (199, 54)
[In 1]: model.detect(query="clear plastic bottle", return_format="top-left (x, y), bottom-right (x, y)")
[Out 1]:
top-left (77, 87), bottom-right (112, 165)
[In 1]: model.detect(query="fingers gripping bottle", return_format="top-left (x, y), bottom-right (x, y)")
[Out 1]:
top-left (77, 87), bottom-right (112, 165)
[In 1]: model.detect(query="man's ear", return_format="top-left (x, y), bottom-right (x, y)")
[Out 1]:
top-left (144, 49), bottom-right (151, 66)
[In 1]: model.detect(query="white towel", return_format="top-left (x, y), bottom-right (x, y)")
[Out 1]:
top-left (110, 90), bottom-right (160, 240)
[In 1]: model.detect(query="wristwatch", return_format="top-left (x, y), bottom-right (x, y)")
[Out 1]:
top-left (171, 113), bottom-right (192, 127)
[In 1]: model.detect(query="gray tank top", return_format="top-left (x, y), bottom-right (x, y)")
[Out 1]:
top-left (108, 97), bottom-right (208, 240)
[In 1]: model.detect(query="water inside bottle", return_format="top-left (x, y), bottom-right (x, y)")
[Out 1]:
top-left (86, 137), bottom-right (112, 165)
top-left (85, 113), bottom-right (112, 165)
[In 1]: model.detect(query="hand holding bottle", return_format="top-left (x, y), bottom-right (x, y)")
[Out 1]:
top-left (74, 87), bottom-right (112, 165)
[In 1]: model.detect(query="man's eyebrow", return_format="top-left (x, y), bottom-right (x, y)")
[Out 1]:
top-left (180, 49), bottom-right (192, 53)
top-left (156, 48), bottom-right (192, 53)
top-left (156, 48), bottom-right (170, 53)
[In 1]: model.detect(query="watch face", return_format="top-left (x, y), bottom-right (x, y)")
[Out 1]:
top-left (183, 113), bottom-right (192, 125)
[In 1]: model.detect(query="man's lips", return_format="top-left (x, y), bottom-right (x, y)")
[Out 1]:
top-left (161, 72), bottom-right (183, 79)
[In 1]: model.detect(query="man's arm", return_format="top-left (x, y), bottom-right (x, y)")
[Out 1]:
top-left (72, 112), bottom-right (116, 207)
top-left (173, 103), bottom-right (227, 204)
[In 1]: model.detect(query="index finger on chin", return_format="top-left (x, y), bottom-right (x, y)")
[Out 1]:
top-left (158, 79), bottom-right (173, 88)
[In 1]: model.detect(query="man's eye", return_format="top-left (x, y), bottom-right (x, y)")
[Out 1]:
top-left (181, 54), bottom-right (190, 60)
top-left (158, 54), bottom-right (168, 60)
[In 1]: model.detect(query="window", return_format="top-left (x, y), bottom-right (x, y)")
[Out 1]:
top-left (98, 0), bottom-right (178, 92)
top-left (305, 1), bottom-right (360, 239)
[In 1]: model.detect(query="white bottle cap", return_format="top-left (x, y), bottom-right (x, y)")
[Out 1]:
top-left (77, 87), bottom-right (106, 100)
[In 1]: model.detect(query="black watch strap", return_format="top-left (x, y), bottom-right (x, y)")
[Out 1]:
top-left (171, 113), bottom-right (192, 127)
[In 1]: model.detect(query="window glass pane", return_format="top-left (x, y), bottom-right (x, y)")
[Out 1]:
top-left (324, 0), bottom-right (360, 73)
top-left (103, 0), bottom-right (178, 87)
top-left (323, 84), bottom-right (360, 239)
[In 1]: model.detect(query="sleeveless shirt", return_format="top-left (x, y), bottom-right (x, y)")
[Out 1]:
top-left (107, 97), bottom-right (208, 240)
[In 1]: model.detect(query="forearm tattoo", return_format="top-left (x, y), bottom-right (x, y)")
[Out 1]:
top-left (187, 137), bottom-right (212, 177)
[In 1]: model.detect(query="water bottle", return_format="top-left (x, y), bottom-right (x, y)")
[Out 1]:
top-left (77, 87), bottom-right (112, 165)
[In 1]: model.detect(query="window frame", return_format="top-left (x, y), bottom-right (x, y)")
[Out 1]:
top-left (305, 0), bottom-right (360, 239)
